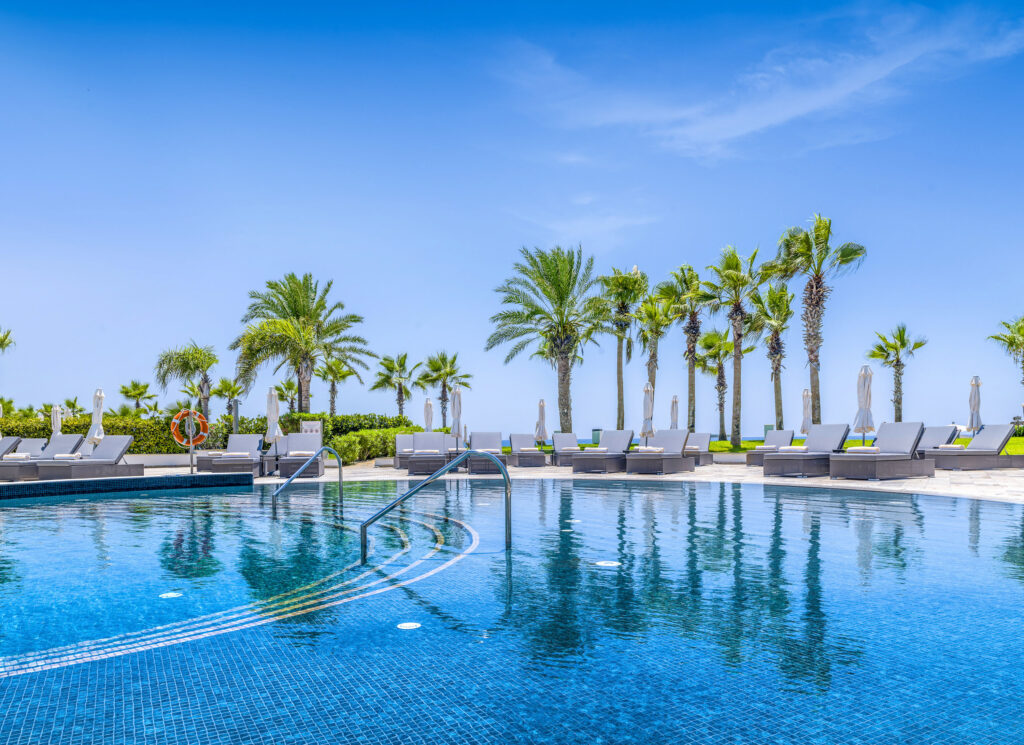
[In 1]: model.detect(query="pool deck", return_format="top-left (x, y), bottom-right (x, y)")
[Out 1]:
top-left (138, 461), bottom-right (1024, 506)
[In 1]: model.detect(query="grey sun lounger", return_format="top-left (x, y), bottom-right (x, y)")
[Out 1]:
top-left (0, 434), bottom-right (85, 481)
top-left (277, 433), bottom-right (325, 478)
top-left (36, 436), bottom-right (143, 480)
top-left (572, 430), bottom-right (634, 474)
top-left (928, 424), bottom-right (1018, 470)
top-left (407, 432), bottom-right (452, 475)
top-left (626, 430), bottom-right (693, 474)
top-left (0, 437), bottom-right (21, 459)
top-left (829, 422), bottom-right (933, 480)
top-left (684, 432), bottom-right (714, 466)
top-left (209, 434), bottom-right (265, 476)
top-left (762, 424), bottom-right (850, 477)
top-left (551, 433), bottom-right (581, 467)
top-left (745, 429), bottom-right (795, 466)
top-left (509, 434), bottom-right (547, 467)
top-left (467, 432), bottom-right (508, 474)
top-left (914, 425), bottom-right (958, 458)
top-left (394, 434), bottom-right (415, 469)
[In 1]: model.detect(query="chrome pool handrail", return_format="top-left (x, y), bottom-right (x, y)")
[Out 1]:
top-left (273, 446), bottom-right (344, 508)
top-left (358, 449), bottom-right (511, 564)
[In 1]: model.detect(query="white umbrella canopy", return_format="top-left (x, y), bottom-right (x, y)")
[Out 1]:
top-left (800, 389), bottom-right (812, 435)
top-left (968, 376), bottom-right (983, 433)
top-left (669, 395), bottom-right (679, 430)
top-left (424, 398), bottom-right (434, 432)
top-left (85, 389), bottom-right (105, 445)
top-left (0, 397), bottom-right (4, 437)
top-left (50, 404), bottom-right (63, 436)
top-left (450, 387), bottom-right (463, 446)
top-left (640, 383), bottom-right (655, 440)
top-left (534, 398), bottom-right (548, 443)
top-left (852, 365), bottom-right (875, 444)
top-left (265, 387), bottom-right (284, 446)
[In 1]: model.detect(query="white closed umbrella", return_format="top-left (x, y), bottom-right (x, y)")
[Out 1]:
top-left (450, 387), bottom-right (462, 448)
top-left (967, 376), bottom-right (982, 434)
top-left (535, 398), bottom-right (548, 443)
top-left (852, 365), bottom-right (875, 445)
top-left (0, 397), bottom-right (4, 437)
top-left (640, 382), bottom-right (655, 441)
top-left (265, 387), bottom-right (284, 446)
top-left (85, 389), bottom-right (105, 445)
top-left (50, 404), bottom-right (63, 436)
top-left (424, 398), bottom-right (434, 432)
top-left (669, 395), bottom-right (679, 430)
top-left (800, 389), bottom-right (812, 435)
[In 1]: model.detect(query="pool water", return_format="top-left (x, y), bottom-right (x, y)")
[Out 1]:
top-left (2, 480), bottom-right (1024, 743)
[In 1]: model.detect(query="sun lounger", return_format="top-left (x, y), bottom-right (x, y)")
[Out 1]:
top-left (0, 437), bottom-right (21, 459)
top-left (0, 434), bottom-right (85, 481)
top-left (36, 436), bottom-right (142, 480)
top-left (685, 432), bottom-right (713, 466)
top-left (277, 433), bottom-right (325, 478)
top-left (745, 429), bottom-right (795, 466)
top-left (551, 433), bottom-right (581, 467)
top-left (829, 422), bottom-right (932, 480)
top-left (394, 434), bottom-right (415, 469)
top-left (572, 430), bottom-right (634, 473)
top-left (509, 434), bottom-right (547, 467)
top-left (467, 432), bottom-right (508, 474)
top-left (929, 424), bottom-right (1017, 471)
top-left (209, 434), bottom-right (264, 476)
top-left (762, 424), bottom-right (850, 477)
top-left (407, 432), bottom-right (451, 475)
top-left (914, 425), bottom-right (958, 458)
top-left (626, 430), bottom-right (693, 474)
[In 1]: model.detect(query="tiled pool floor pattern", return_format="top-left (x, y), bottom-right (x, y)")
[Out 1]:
top-left (2, 481), bottom-right (1024, 743)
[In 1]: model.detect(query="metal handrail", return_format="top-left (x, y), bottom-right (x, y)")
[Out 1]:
top-left (273, 446), bottom-right (344, 509)
top-left (359, 449), bottom-right (511, 564)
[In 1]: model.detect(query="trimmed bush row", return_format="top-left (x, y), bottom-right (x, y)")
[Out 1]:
top-left (329, 426), bottom-right (424, 465)
top-left (280, 413), bottom-right (412, 440)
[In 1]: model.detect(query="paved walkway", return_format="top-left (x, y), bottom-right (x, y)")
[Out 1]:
top-left (146, 461), bottom-right (1024, 505)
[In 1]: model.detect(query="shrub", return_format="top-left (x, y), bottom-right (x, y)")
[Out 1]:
top-left (280, 412), bottom-right (412, 440)
top-left (0, 416), bottom-right (182, 454)
top-left (329, 426), bottom-right (423, 465)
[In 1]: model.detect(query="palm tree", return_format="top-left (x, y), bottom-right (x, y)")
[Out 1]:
top-left (142, 400), bottom-right (163, 418)
top-left (632, 295), bottom-right (673, 394)
top-left (747, 284), bottom-right (795, 430)
top-left (990, 316), bottom-right (1024, 390)
top-left (0, 328), bottom-right (13, 354)
top-left (211, 377), bottom-right (245, 414)
top-left (231, 272), bottom-right (373, 413)
top-left (867, 324), bottom-right (927, 422)
top-left (107, 403), bottom-right (141, 418)
top-left (0, 397), bottom-right (13, 417)
top-left (695, 329), bottom-right (737, 442)
top-left (316, 358), bottom-right (362, 417)
top-left (154, 342), bottom-right (219, 419)
top-left (698, 247), bottom-right (761, 448)
top-left (416, 351), bottom-right (472, 428)
top-left (120, 380), bottom-right (156, 410)
top-left (486, 246), bottom-right (608, 432)
top-left (657, 265), bottom-right (706, 432)
top-left (63, 397), bottom-right (86, 417)
top-left (164, 398), bottom-right (195, 416)
top-left (600, 266), bottom-right (649, 429)
top-left (369, 353), bottom-right (424, 417)
top-left (774, 214), bottom-right (866, 424)
top-left (275, 380), bottom-right (299, 413)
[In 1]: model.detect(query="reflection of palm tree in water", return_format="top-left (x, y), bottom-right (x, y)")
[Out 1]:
top-left (160, 501), bottom-right (222, 579)
top-left (1000, 510), bottom-right (1024, 584)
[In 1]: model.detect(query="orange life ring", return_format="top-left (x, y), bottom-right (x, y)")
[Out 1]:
top-left (171, 409), bottom-right (209, 447)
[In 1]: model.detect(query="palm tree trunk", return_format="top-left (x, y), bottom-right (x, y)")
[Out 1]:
top-left (893, 360), bottom-right (904, 422)
top-left (615, 335), bottom-right (625, 430)
top-left (730, 312), bottom-right (743, 450)
top-left (440, 382), bottom-right (449, 428)
top-left (647, 340), bottom-right (658, 391)
top-left (199, 373), bottom-right (211, 420)
top-left (772, 360), bottom-right (784, 430)
top-left (803, 275), bottom-right (829, 425)
top-left (716, 364), bottom-right (727, 441)
top-left (685, 313), bottom-right (700, 432)
top-left (556, 355), bottom-right (573, 432)
top-left (329, 382), bottom-right (337, 416)
top-left (297, 363), bottom-right (313, 413)
top-left (396, 386), bottom-right (405, 417)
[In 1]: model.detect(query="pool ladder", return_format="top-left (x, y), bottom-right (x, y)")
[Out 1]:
top-left (358, 449), bottom-right (512, 564)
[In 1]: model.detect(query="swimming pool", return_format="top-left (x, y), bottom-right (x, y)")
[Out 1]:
top-left (2, 480), bottom-right (1023, 743)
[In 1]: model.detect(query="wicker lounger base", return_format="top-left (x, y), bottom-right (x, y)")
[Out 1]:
top-left (408, 455), bottom-right (448, 475)
top-left (196, 455), bottom-right (218, 473)
top-left (509, 452), bottom-right (548, 467)
top-left (468, 455), bottom-right (508, 474)
top-left (552, 452), bottom-right (579, 467)
top-left (830, 457), bottom-right (935, 480)
top-left (0, 463), bottom-right (40, 481)
top-left (278, 459), bottom-right (325, 478)
top-left (687, 452), bottom-right (714, 466)
top-left (931, 453), bottom-right (1024, 471)
top-left (745, 451), bottom-right (777, 467)
top-left (763, 455), bottom-right (831, 477)
top-left (396, 453), bottom-right (413, 470)
top-left (572, 454), bottom-right (627, 474)
top-left (211, 460), bottom-right (262, 476)
top-left (626, 454), bottom-right (695, 474)
top-left (36, 463), bottom-right (144, 480)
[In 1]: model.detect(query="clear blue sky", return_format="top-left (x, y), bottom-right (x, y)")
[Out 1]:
top-left (2, 2), bottom-right (1023, 434)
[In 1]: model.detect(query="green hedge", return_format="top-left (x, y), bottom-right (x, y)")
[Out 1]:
top-left (281, 412), bottom-right (412, 440)
top-left (0, 416), bottom-right (184, 454)
top-left (329, 426), bottom-right (423, 465)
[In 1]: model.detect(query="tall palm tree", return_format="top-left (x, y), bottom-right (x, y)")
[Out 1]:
top-left (747, 284), bottom-right (795, 430)
top-left (231, 273), bottom-right (373, 413)
top-left (486, 245), bottom-right (608, 432)
top-left (211, 377), bottom-right (245, 414)
top-left (120, 380), bottom-right (156, 410)
top-left (599, 266), bottom-right (649, 429)
top-left (274, 380), bottom-right (299, 413)
top-left (774, 214), bottom-right (866, 424)
top-left (416, 351), bottom-right (472, 428)
top-left (698, 247), bottom-right (761, 448)
top-left (657, 265), bottom-right (706, 432)
top-left (695, 329), bottom-right (738, 442)
top-left (632, 295), bottom-right (673, 394)
top-left (369, 353), bottom-right (423, 417)
top-left (0, 328), bottom-right (13, 354)
top-left (990, 316), bottom-right (1024, 389)
top-left (867, 324), bottom-right (927, 422)
top-left (154, 342), bottom-right (219, 418)
top-left (316, 358), bottom-right (362, 417)
top-left (63, 397), bottom-right (86, 417)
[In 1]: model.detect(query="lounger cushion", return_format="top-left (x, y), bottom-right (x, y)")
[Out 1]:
top-left (779, 446), bottom-right (808, 452)
top-left (288, 450), bottom-right (317, 457)
top-left (520, 447), bottom-right (539, 452)
top-left (52, 453), bottom-right (84, 460)
top-left (222, 451), bottom-right (252, 458)
top-left (3, 453), bottom-right (31, 461)
top-left (559, 448), bottom-right (578, 452)
top-left (754, 445), bottom-right (777, 451)
top-left (684, 446), bottom-right (700, 451)
top-left (939, 444), bottom-right (965, 450)
top-left (477, 448), bottom-right (501, 453)
top-left (415, 449), bottom-right (440, 454)
top-left (638, 446), bottom-right (665, 453)
top-left (588, 448), bottom-right (608, 453)
top-left (847, 446), bottom-right (880, 453)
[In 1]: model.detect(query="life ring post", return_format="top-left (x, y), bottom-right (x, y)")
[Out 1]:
top-left (171, 409), bottom-right (209, 475)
